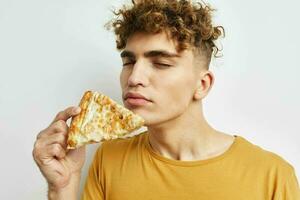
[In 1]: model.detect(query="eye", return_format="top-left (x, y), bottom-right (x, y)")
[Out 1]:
top-left (153, 63), bottom-right (172, 68)
top-left (122, 62), bottom-right (135, 66)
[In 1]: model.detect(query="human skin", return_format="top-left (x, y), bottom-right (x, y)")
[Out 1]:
top-left (32, 30), bottom-right (234, 200)
top-left (120, 31), bottom-right (234, 161)
top-left (32, 106), bottom-right (84, 200)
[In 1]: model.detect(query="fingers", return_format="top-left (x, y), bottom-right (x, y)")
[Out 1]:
top-left (36, 120), bottom-right (68, 139)
top-left (36, 106), bottom-right (81, 139)
top-left (33, 134), bottom-right (67, 164)
top-left (33, 106), bottom-right (81, 166)
top-left (39, 133), bottom-right (68, 149)
top-left (51, 106), bottom-right (81, 125)
top-left (46, 144), bottom-right (66, 160)
top-left (33, 143), bottom-right (66, 166)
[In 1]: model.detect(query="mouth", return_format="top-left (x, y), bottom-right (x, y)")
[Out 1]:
top-left (124, 92), bottom-right (151, 102)
top-left (125, 97), bottom-right (151, 106)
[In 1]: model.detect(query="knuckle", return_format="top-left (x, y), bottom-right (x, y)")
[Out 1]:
top-left (39, 159), bottom-right (48, 166)
top-left (36, 130), bottom-right (44, 139)
top-left (53, 133), bottom-right (65, 144)
top-left (58, 134), bottom-right (66, 142)
top-left (56, 111), bottom-right (64, 118)
top-left (33, 141), bottom-right (45, 156)
top-left (51, 144), bottom-right (62, 154)
top-left (52, 121), bottom-right (66, 132)
top-left (32, 148), bottom-right (37, 159)
top-left (67, 108), bottom-right (74, 115)
top-left (33, 140), bottom-right (41, 150)
top-left (49, 123), bottom-right (57, 131)
top-left (57, 120), bottom-right (65, 126)
top-left (32, 148), bottom-right (41, 161)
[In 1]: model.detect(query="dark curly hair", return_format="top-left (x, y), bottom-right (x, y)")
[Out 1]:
top-left (106, 0), bottom-right (224, 69)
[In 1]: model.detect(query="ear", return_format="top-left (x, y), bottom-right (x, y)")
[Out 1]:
top-left (193, 70), bottom-right (215, 100)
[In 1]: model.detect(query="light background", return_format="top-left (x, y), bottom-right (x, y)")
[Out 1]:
top-left (0, 0), bottom-right (299, 199)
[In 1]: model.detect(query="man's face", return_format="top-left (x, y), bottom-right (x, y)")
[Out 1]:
top-left (120, 31), bottom-right (202, 126)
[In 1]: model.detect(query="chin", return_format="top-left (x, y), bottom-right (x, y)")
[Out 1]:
top-left (122, 102), bottom-right (161, 125)
top-left (141, 116), bottom-right (167, 127)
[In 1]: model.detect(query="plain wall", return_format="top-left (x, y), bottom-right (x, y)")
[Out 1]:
top-left (0, 0), bottom-right (299, 199)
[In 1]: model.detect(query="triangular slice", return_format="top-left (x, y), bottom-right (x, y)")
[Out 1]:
top-left (67, 90), bottom-right (145, 149)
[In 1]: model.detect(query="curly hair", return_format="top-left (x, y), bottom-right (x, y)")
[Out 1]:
top-left (106, 0), bottom-right (224, 68)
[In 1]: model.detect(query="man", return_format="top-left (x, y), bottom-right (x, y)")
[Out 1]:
top-left (32, 0), bottom-right (300, 199)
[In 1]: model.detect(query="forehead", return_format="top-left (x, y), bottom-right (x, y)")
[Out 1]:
top-left (123, 31), bottom-right (194, 60)
top-left (125, 31), bottom-right (178, 54)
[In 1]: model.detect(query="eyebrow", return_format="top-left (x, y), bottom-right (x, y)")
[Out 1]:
top-left (120, 50), bottom-right (180, 59)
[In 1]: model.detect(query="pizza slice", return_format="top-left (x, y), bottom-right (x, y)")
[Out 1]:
top-left (67, 90), bottom-right (145, 149)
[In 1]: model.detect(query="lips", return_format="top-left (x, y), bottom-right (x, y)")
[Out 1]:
top-left (124, 92), bottom-right (151, 101)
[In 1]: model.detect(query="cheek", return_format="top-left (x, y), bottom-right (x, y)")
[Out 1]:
top-left (119, 69), bottom-right (127, 90)
top-left (146, 71), bottom-right (195, 124)
top-left (159, 71), bottom-right (195, 106)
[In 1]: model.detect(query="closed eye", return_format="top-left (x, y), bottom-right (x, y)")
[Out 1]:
top-left (122, 62), bottom-right (135, 66)
top-left (154, 63), bottom-right (172, 67)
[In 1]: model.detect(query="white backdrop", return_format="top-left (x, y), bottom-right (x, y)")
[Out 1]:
top-left (0, 0), bottom-right (299, 199)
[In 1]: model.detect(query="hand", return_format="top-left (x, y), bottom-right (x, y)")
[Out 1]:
top-left (32, 106), bottom-right (86, 190)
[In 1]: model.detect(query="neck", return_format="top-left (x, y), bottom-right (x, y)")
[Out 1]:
top-left (147, 102), bottom-right (221, 161)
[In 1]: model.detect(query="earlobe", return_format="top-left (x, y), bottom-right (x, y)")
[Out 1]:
top-left (193, 71), bottom-right (214, 100)
top-left (193, 86), bottom-right (203, 100)
top-left (192, 78), bottom-right (203, 100)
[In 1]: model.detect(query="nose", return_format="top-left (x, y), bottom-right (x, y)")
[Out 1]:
top-left (127, 59), bottom-right (149, 87)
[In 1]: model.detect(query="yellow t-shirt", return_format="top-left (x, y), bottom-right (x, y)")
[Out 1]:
top-left (81, 131), bottom-right (300, 200)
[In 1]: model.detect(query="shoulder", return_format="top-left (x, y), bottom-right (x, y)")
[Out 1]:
top-left (235, 136), bottom-right (300, 198)
top-left (236, 135), bottom-right (296, 176)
